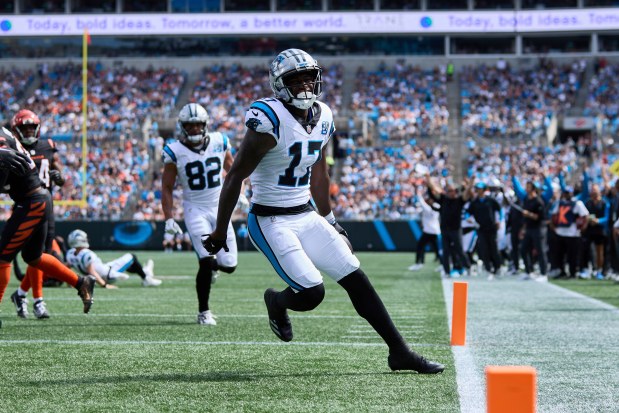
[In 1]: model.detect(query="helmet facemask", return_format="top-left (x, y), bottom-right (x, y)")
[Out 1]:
top-left (15, 124), bottom-right (40, 146)
top-left (281, 69), bottom-right (322, 110)
top-left (178, 103), bottom-right (209, 146)
top-left (269, 49), bottom-right (323, 110)
top-left (11, 109), bottom-right (41, 147)
top-left (180, 122), bottom-right (208, 145)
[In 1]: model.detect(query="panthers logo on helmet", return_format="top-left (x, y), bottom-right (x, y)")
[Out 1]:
top-left (246, 118), bottom-right (262, 131)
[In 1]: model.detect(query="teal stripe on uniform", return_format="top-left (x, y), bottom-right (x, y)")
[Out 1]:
top-left (118, 257), bottom-right (134, 273)
top-left (247, 213), bottom-right (304, 291)
top-left (163, 145), bottom-right (176, 163)
top-left (250, 101), bottom-right (280, 138)
top-left (373, 221), bottom-right (396, 251)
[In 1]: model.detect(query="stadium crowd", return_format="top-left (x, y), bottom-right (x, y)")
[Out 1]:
top-left (461, 58), bottom-right (586, 140)
top-left (351, 61), bottom-right (449, 141)
top-left (586, 59), bottom-right (619, 139)
top-left (0, 68), bottom-right (34, 123)
top-left (333, 142), bottom-right (451, 220)
top-left (438, 137), bottom-right (619, 282)
top-left (0, 57), bottom-right (617, 279)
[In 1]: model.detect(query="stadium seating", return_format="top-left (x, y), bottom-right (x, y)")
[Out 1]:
top-left (0, 58), bottom-right (617, 221)
top-left (461, 59), bottom-right (585, 140)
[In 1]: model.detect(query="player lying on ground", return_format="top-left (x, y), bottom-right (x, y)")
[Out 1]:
top-left (65, 229), bottom-right (161, 289)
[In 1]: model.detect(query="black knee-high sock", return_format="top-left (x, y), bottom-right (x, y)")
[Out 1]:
top-left (13, 258), bottom-right (24, 281)
top-left (126, 254), bottom-right (147, 279)
top-left (275, 284), bottom-right (325, 312)
top-left (338, 269), bottom-right (408, 354)
top-left (196, 258), bottom-right (215, 312)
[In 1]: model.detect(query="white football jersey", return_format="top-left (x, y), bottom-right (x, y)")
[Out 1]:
top-left (66, 248), bottom-right (102, 276)
top-left (244, 98), bottom-right (335, 207)
top-left (162, 132), bottom-right (230, 206)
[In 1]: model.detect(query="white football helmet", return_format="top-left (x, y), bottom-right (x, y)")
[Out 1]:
top-left (269, 48), bottom-right (322, 110)
top-left (68, 229), bottom-right (89, 249)
top-left (178, 103), bottom-right (209, 145)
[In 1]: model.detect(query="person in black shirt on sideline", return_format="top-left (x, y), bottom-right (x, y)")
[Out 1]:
top-left (426, 174), bottom-right (472, 277)
top-left (520, 182), bottom-right (547, 280)
top-left (467, 182), bottom-right (502, 279)
top-left (505, 190), bottom-right (524, 274)
top-left (584, 184), bottom-right (610, 280)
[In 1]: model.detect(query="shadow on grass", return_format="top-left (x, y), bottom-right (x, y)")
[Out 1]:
top-left (20, 370), bottom-right (400, 386)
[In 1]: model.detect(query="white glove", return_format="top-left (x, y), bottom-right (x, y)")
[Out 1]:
top-left (165, 218), bottom-right (183, 235)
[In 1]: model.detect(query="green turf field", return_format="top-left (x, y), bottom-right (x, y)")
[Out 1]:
top-left (551, 278), bottom-right (619, 308)
top-left (0, 252), bottom-right (459, 413)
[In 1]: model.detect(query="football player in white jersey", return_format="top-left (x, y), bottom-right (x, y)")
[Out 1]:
top-left (161, 102), bottom-right (237, 326)
top-left (202, 49), bottom-right (443, 373)
top-left (65, 230), bottom-right (161, 288)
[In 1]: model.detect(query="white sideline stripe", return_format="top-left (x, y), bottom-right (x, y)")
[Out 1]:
top-left (544, 282), bottom-right (619, 314)
top-left (442, 279), bottom-right (485, 413)
top-left (0, 339), bottom-right (441, 348)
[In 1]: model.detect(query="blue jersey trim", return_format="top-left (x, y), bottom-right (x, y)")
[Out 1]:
top-left (118, 257), bottom-right (134, 273)
top-left (163, 145), bottom-right (177, 163)
top-left (247, 213), bottom-right (304, 291)
top-left (250, 101), bottom-right (280, 139)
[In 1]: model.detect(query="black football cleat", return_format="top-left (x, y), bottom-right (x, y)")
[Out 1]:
top-left (264, 288), bottom-right (293, 342)
top-left (388, 350), bottom-right (445, 374)
top-left (77, 275), bottom-right (96, 314)
top-left (10, 291), bottom-right (28, 319)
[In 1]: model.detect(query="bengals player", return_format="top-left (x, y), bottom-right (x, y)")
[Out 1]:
top-left (0, 122), bottom-right (95, 320)
top-left (8, 110), bottom-right (69, 318)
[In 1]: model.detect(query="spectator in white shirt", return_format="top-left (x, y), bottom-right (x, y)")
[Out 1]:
top-left (549, 186), bottom-right (589, 278)
top-left (409, 188), bottom-right (442, 271)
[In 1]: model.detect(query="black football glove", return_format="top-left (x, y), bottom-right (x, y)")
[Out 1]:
top-left (49, 170), bottom-right (65, 186)
top-left (332, 221), bottom-right (353, 252)
top-left (201, 234), bottom-right (229, 255)
top-left (332, 221), bottom-right (349, 239)
top-left (0, 149), bottom-right (30, 176)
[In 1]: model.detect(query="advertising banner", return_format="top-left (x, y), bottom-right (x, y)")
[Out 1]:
top-left (1, 8), bottom-right (618, 37)
top-left (563, 116), bottom-right (596, 130)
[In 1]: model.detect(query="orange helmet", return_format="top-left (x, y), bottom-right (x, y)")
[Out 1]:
top-left (11, 109), bottom-right (41, 146)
